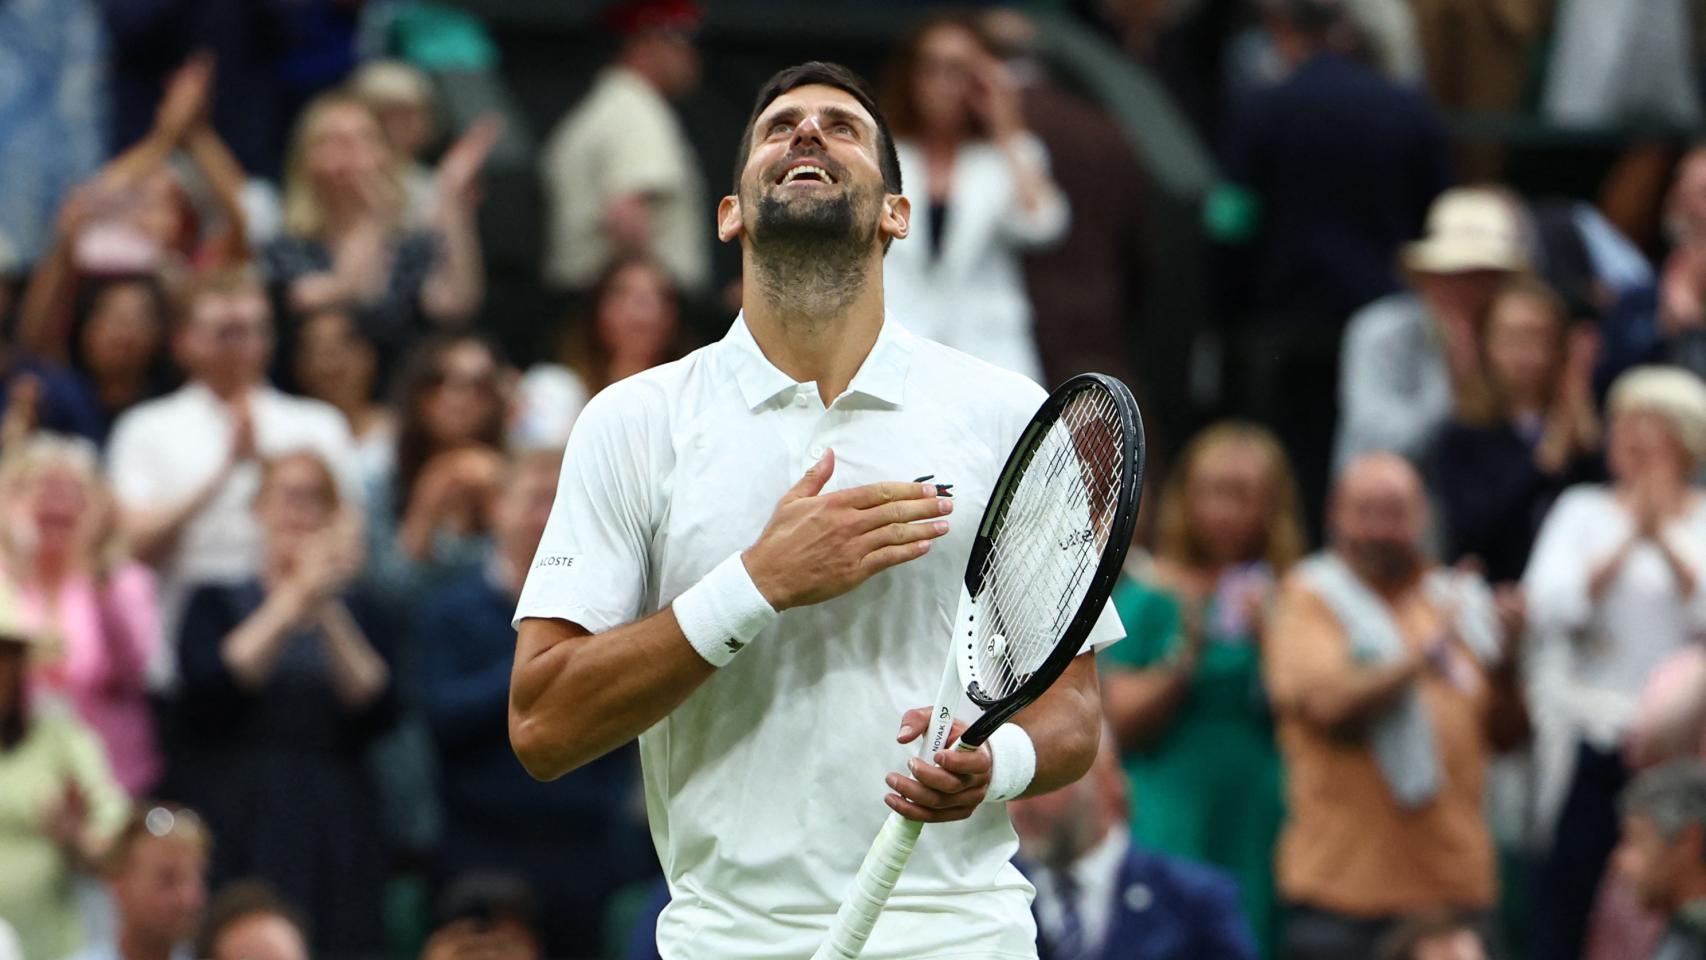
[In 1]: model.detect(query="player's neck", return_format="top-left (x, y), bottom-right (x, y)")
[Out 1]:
top-left (742, 261), bottom-right (886, 404)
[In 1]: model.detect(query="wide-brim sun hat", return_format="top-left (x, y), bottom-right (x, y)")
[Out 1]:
top-left (1402, 187), bottom-right (1530, 275)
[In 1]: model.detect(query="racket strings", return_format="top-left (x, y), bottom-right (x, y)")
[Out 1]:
top-left (971, 388), bottom-right (1126, 699)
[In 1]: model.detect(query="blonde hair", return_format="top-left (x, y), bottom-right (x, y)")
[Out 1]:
top-left (281, 92), bottom-right (402, 238)
top-left (1609, 365), bottom-right (1706, 467)
top-left (1153, 421), bottom-right (1307, 575)
top-left (0, 433), bottom-right (127, 578)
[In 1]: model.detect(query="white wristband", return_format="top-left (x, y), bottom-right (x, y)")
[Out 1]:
top-left (984, 724), bottom-right (1037, 802)
top-left (673, 552), bottom-right (778, 668)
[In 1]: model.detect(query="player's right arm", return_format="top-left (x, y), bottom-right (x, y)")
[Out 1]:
top-left (510, 447), bottom-right (954, 781)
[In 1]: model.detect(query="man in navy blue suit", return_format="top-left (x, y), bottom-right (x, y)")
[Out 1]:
top-left (1011, 732), bottom-right (1258, 960)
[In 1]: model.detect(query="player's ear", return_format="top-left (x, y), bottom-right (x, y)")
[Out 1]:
top-left (717, 195), bottom-right (744, 243)
top-left (880, 194), bottom-right (910, 244)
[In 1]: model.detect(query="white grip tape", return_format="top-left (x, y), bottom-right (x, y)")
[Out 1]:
top-left (984, 723), bottom-right (1037, 802)
top-left (815, 658), bottom-right (963, 959)
top-left (673, 552), bottom-right (778, 667)
top-left (812, 812), bottom-right (923, 960)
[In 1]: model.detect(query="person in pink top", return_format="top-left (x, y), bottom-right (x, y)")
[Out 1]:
top-left (0, 432), bottom-right (161, 795)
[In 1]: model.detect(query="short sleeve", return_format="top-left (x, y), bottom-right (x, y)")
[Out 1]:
top-left (1080, 597), bottom-right (1125, 656)
top-left (1102, 576), bottom-right (1183, 670)
top-left (513, 383), bottom-right (662, 632)
top-left (605, 98), bottom-right (689, 198)
top-left (105, 409), bottom-right (159, 506)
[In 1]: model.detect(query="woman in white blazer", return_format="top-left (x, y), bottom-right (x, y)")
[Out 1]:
top-left (879, 13), bottom-right (1069, 385)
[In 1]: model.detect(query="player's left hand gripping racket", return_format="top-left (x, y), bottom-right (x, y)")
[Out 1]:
top-left (812, 373), bottom-right (1145, 960)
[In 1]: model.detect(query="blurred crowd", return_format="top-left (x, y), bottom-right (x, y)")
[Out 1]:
top-left (8, 0), bottom-right (1706, 959)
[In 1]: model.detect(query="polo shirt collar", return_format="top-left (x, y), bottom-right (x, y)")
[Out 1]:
top-left (723, 311), bottom-right (913, 411)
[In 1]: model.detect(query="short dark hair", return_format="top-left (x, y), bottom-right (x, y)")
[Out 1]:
top-left (196, 879), bottom-right (311, 960)
top-left (732, 61), bottom-right (902, 195)
top-left (433, 871), bottom-right (541, 936)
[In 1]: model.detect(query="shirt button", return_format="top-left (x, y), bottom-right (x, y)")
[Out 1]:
top-left (808, 444), bottom-right (825, 459)
top-left (792, 393), bottom-right (809, 408)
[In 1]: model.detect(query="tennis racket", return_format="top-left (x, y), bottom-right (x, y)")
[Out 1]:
top-left (812, 372), bottom-right (1145, 960)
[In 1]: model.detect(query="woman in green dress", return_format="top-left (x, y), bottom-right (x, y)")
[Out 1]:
top-left (1102, 421), bottom-right (1305, 959)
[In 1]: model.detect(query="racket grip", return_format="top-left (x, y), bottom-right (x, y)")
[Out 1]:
top-left (812, 811), bottom-right (923, 960)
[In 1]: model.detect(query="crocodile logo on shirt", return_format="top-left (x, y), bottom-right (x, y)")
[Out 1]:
top-left (913, 475), bottom-right (953, 498)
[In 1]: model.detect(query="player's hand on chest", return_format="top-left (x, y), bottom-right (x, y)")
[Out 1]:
top-left (667, 415), bottom-right (994, 604)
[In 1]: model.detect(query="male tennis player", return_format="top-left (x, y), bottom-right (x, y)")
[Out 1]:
top-left (510, 61), bottom-right (1120, 959)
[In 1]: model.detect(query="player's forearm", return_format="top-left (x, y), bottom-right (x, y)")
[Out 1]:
top-left (1014, 655), bottom-right (1102, 797)
top-left (509, 609), bottom-right (714, 780)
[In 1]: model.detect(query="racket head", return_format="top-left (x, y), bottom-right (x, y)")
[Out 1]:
top-left (955, 373), bottom-right (1145, 747)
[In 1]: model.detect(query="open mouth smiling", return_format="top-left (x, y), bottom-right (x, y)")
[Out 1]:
top-left (776, 160), bottom-right (838, 186)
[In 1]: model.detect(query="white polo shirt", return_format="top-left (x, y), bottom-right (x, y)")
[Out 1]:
top-left (516, 314), bottom-right (1123, 960)
top-left (107, 382), bottom-right (363, 688)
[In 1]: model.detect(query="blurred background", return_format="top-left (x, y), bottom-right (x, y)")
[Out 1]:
top-left (8, 0), bottom-right (1706, 958)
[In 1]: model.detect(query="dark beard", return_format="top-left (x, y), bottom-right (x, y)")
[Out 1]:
top-left (1344, 540), bottom-right (1422, 590)
top-left (744, 182), bottom-right (879, 323)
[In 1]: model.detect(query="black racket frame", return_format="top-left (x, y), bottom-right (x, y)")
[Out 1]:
top-left (957, 373), bottom-right (1146, 748)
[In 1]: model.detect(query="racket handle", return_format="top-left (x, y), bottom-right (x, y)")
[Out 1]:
top-left (812, 810), bottom-right (923, 960)
top-left (814, 652), bottom-right (964, 959)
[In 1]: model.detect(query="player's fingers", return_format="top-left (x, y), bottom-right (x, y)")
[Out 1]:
top-left (884, 791), bottom-right (978, 824)
top-left (832, 480), bottom-right (939, 511)
top-left (943, 718), bottom-right (969, 747)
top-left (857, 539), bottom-right (934, 576)
top-left (858, 518), bottom-right (949, 554)
top-left (778, 449), bottom-right (834, 505)
top-left (906, 757), bottom-right (975, 794)
top-left (886, 773), bottom-right (954, 809)
top-left (896, 707), bottom-right (934, 743)
top-left (849, 493), bottom-right (953, 532)
top-left (934, 745), bottom-right (993, 780)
